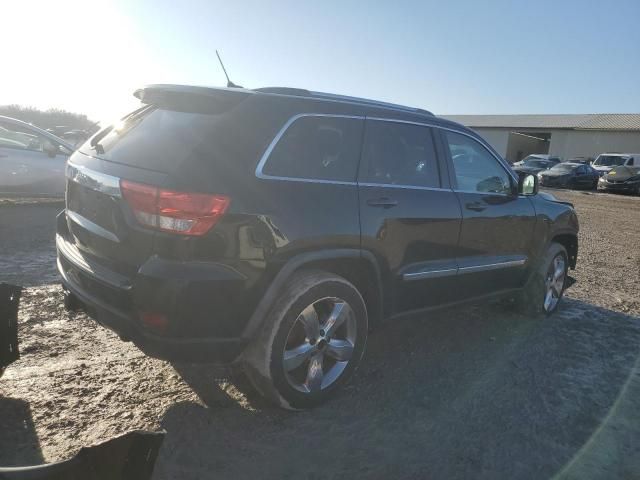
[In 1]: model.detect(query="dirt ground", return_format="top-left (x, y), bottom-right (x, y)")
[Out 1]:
top-left (1, 190), bottom-right (639, 479)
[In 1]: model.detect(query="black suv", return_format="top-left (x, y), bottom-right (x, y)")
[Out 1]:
top-left (57, 85), bottom-right (579, 409)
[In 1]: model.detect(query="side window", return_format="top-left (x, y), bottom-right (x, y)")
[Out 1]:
top-left (360, 121), bottom-right (440, 188)
top-left (445, 131), bottom-right (513, 195)
top-left (0, 121), bottom-right (48, 152)
top-left (629, 158), bottom-right (634, 166)
top-left (263, 116), bottom-right (363, 182)
top-left (576, 166), bottom-right (586, 174)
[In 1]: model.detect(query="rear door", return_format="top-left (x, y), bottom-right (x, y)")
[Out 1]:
top-left (358, 119), bottom-right (462, 313)
top-left (441, 129), bottom-right (536, 298)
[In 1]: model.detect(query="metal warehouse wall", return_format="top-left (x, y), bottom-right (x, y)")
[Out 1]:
top-left (549, 131), bottom-right (640, 159)
top-left (472, 129), bottom-right (509, 157)
top-left (471, 128), bottom-right (640, 161)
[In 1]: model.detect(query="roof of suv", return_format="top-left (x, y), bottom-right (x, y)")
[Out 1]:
top-left (134, 84), bottom-right (437, 121)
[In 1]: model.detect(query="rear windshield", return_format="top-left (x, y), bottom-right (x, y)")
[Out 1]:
top-left (80, 107), bottom-right (229, 172)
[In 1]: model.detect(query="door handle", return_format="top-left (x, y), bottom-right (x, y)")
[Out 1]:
top-left (366, 197), bottom-right (398, 209)
top-left (465, 201), bottom-right (486, 212)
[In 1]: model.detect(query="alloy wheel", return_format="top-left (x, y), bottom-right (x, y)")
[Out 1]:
top-left (282, 297), bottom-right (357, 393)
top-left (543, 254), bottom-right (566, 312)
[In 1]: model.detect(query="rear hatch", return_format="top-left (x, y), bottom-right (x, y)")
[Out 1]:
top-left (60, 86), bottom-right (253, 281)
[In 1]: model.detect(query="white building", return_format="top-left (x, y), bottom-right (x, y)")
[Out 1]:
top-left (444, 114), bottom-right (640, 163)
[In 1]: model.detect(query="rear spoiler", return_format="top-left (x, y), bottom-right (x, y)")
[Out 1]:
top-left (133, 84), bottom-right (252, 113)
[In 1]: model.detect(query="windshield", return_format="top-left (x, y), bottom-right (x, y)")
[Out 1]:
top-left (594, 155), bottom-right (628, 166)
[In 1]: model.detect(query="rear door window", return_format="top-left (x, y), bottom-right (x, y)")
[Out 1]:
top-left (262, 116), bottom-right (364, 182)
top-left (359, 120), bottom-right (440, 188)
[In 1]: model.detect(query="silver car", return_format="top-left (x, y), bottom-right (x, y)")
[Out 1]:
top-left (0, 115), bottom-right (74, 197)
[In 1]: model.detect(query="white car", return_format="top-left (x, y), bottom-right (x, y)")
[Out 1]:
top-left (0, 116), bottom-right (74, 197)
top-left (592, 153), bottom-right (639, 176)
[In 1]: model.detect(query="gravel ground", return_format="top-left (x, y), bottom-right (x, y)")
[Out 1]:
top-left (1, 190), bottom-right (639, 479)
top-left (0, 201), bottom-right (63, 287)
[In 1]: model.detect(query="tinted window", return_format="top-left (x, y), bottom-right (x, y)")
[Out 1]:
top-left (360, 121), bottom-right (439, 188)
top-left (445, 131), bottom-right (512, 194)
top-left (576, 166), bottom-right (586, 174)
top-left (263, 116), bottom-right (363, 182)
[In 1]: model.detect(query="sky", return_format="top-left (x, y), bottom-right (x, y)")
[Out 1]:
top-left (3, 0), bottom-right (640, 123)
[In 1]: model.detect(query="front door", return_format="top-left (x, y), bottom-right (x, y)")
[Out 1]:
top-left (358, 119), bottom-right (462, 314)
top-left (441, 129), bottom-right (536, 298)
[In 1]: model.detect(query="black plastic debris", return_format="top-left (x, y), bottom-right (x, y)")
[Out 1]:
top-left (0, 283), bottom-right (21, 378)
top-left (0, 430), bottom-right (166, 480)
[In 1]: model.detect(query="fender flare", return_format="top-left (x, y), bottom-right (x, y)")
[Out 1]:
top-left (241, 249), bottom-right (383, 340)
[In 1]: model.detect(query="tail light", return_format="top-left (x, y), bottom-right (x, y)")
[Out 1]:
top-left (120, 180), bottom-right (230, 236)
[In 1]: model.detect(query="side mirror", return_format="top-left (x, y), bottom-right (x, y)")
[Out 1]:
top-left (518, 173), bottom-right (538, 195)
top-left (43, 140), bottom-right (59, 158)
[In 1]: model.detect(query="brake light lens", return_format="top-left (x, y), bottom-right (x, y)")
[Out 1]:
top-left (120, 180), bottom-right (230, 236)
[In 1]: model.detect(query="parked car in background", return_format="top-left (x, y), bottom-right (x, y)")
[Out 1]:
top-left (0, 116), bottom-right (73, 197)
top-left (57, 84), bottom-right (579, 409)
top-left (511, 158), bottom-right (556, 176)
top-left (513, 154), bottom-right (561, 167)
top-left (538, 162), bottom-right (599, 190)
top-left (592, 153), bottom-right (639, 176)
top-left (597, 165), bottom-right (640, 194)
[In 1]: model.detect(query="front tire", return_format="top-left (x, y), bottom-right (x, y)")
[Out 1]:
top-left (244, 270), bottom-right (368, 409)
top-left (517, 243), bottom-right (568, 316)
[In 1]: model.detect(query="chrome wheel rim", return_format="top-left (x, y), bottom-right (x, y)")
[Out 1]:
top-left (543, 254), bottom-right (566, 312)
top-left (282, 297), bottom-right (357, 393)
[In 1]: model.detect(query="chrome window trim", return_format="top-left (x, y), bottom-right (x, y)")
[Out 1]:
top-left (66, 161), bottom-right (121, 197)
top-left (453, 189), bottom-right (512, 197)
top-left (359, 182), bottom-right (450, 192)
top-left (255, 113), bottom-right (364, 185)
top-left (255, 113), bottom-right (517, 187)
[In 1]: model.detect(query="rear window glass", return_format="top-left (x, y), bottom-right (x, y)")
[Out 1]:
top-left (80, 107), bottom-right (229, 172)
top-left (262, 116), bottom-right (364, 182)
top-left (360, 121), bottom-right (439, 188)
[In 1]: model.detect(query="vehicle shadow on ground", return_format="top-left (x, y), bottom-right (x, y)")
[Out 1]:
top-left (155, 299), bottom-right (640, 480)
top-left (0, 396), bottom-right (44, 466)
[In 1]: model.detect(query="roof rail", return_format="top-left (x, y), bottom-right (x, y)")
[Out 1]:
top-left (253, 87), bottom-right (433, 116)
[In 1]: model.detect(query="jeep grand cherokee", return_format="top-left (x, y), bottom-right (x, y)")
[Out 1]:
top-left (57, 85), bottom-right (579, 409)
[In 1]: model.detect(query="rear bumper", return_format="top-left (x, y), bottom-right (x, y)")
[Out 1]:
top-left (56, 233), bottom-right (249, 364)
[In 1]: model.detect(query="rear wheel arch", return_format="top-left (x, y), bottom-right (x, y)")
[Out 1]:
top-left (243, 249), bottom-right (385, 340)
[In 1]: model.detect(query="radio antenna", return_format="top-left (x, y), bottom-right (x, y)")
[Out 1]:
top-left (216, 50), bottom-right (242, 88)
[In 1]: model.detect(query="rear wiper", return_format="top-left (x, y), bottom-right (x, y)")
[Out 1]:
top-left (89, 125), bottom-right (113, 154)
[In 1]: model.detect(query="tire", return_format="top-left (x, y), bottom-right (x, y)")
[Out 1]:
top-left (243, 270), bottom-right (368, 410)
top-left (516, 242), bottom-right (568, 317)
